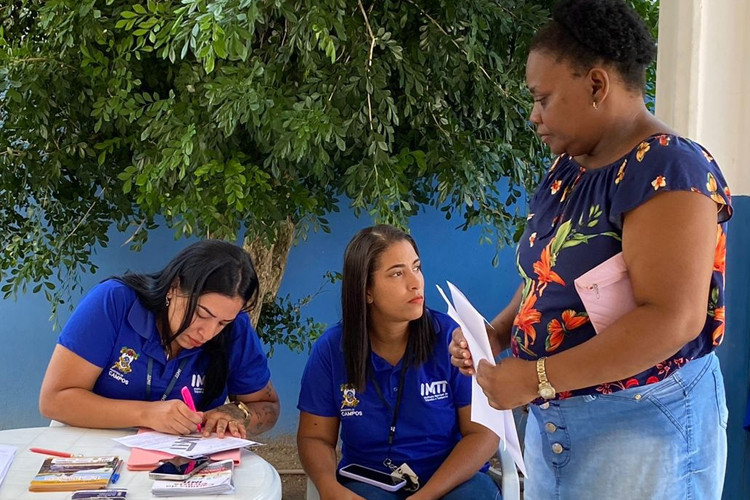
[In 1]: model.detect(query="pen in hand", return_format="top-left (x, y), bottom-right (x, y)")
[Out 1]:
top-left (180, 386), bottom-right (202, 432)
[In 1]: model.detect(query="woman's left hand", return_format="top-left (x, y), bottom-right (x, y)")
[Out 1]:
top-left (202, 407), bottom-right (247, 439)
top-left (476, 357), bottom-right (538, 410)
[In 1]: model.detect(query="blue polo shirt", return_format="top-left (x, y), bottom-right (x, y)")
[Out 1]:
top-left (297, 309), bottom-right (475, 483)
top-left (58, 280), bottom-right (270, 409)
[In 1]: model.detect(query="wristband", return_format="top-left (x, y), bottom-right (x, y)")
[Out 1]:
top-left (232, 401), bottom-right (251, 420)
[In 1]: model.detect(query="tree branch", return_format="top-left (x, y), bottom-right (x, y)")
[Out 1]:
top-left (59, 188), bottom-right (105, 247)
top-left (357, 0), bottom-right (376, 130)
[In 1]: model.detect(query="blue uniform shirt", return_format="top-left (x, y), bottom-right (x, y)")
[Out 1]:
top-left (58, 280), bottom-right (270, 409)
top-left (297, 309), bottom-right (477, 483)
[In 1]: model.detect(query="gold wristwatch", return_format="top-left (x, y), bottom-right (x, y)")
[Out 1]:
top-left (536, 357), bottom-right (556, 400)
top-left (232, 401), bottom-right (251, 420)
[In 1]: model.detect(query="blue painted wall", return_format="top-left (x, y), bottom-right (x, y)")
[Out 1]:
top-left (0, 205), bottom-right (518, 435)
top-left (719, 195), bottom-right (750, 499)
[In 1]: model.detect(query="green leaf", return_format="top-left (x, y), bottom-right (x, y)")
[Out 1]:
top-left (213, 37), bottom-right (227, 59)
top-left (204, 52), bottom-right (215, 73)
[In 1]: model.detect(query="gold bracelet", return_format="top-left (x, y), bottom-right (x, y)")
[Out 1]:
top-left (232, 401), bottom-right (251, 420)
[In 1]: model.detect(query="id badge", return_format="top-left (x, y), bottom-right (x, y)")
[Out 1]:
top-left (390, 462), bottom-right (419, 492)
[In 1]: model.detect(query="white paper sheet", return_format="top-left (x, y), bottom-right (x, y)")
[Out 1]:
top-left (437, 282), bottom-right (527, 476)
top-left (113, 431), bottom-right (260, 458)
top-left (0, 445), bottom-right (16, 488)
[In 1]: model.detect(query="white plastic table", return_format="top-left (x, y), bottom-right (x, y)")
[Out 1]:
top-left (0, 426), bottom-right (282, 499)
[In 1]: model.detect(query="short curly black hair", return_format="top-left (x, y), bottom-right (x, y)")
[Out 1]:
top-left (530, 0), bottom-right (656, 91)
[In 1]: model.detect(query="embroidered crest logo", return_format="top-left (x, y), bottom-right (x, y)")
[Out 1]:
top-left (112, 347), bottom-right (139, 374)
top-left (340, 384), bottom-right (360, 409)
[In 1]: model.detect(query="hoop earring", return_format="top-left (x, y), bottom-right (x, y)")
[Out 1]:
top-left (592, 101), bottom-right (598, 110)
top-left (165, 296), bottom-right (171, 307)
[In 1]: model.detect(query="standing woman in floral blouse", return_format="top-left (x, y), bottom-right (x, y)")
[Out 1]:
top-left (449, 1), bottom-right (731, 499)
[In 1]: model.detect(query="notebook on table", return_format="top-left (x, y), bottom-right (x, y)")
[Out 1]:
top-left (28, 456), bottom-right (120, 492)
top-left (151, 460), bottom-right (235, 496)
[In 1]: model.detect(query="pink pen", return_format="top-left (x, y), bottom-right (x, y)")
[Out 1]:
top-left (29, 448), bottom-right (81, 458)
top-left (180, 386), bottom-right (202, 432)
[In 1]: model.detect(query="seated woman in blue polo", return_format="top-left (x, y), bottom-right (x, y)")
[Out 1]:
top-left (297, 225), bottom-right (501, 499)
top-left (39, 240), bottom-right (279, 437)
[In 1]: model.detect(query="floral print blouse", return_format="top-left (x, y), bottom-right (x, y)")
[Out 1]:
top-left (514, 134), bottom-right (732, 399)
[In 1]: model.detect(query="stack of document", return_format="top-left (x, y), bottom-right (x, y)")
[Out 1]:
top-left (114, 430), bottom-right (260, 458)
top-left (151, 460), bottom-right (235, 497)
top-left (437, 281), bottom-right (527, 477)
top-left (125, 429), bottom-right (242, 470)
top-left (0, 445), bottom-right (16, 488)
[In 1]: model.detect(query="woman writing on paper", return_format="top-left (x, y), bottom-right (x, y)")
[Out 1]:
top-left (297, 225), bottom-right (501, 499)
top-left (40, 240), bottom-right (280, 437)
top-left (450, 1), bottom-right (731, 498)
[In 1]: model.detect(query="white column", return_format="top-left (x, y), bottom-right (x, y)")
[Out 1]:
top-left (655, 0), bottom-right (750, 194)
top-left (656, 2), bottom-right (750, 498)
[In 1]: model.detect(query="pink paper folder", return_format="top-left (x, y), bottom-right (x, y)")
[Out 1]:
top-left (126, 429), bottom-right (241, 471)
top-left (573, 252), bottom-right (637, 334)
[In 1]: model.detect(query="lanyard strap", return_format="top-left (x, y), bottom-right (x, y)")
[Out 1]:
top-left (370, 365), bottom-right (407, 445)
top-left (146, 357), bottom-right (188, 401)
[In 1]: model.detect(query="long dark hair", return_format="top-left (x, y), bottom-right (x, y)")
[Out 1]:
top-left (115, 239), bottom-right (259, 409)
top-left (342, 225), bottom-right (436, 391)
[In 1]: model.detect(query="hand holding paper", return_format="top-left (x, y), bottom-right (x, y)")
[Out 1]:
top-left (438, 285), bottom-right (495, 370)
top-left (437, 282), bottom-right (526, 476)
top-left (475, 357), bottom-right (540, 410)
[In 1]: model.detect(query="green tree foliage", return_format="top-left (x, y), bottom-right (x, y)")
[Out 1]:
top-left (0, 0), bottom-right (656, 349)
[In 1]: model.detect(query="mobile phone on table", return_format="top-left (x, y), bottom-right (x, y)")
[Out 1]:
top-left (339, 463), bottom-right (407, 492)
top-left (148, 456), bottom-right (210, 480)
top-left (71, 489), bottom-right (127, 499)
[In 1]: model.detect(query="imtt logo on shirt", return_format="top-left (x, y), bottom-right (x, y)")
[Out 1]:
top-left (108, 346), bottom-right (139, 385)
top-left (340, 384), bottom-right (363, 417)
top-left (191, 374), bottom-right (205, 394)
top-left (420, 380), bottom-right (449, 402)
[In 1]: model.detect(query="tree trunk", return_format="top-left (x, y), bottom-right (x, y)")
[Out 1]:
top-left (243, 219), bottom-right (295, 327)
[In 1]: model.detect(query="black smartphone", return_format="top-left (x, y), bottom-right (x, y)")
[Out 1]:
top-left (339, 463), bottom-right (407, 492)
top-left (148, 456), bottom-right (210, 481)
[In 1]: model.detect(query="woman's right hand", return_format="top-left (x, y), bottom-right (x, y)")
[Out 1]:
top-left (449, 328), bottom-right (476, 376)
top-left (144, 400), bottom-right (204, 435)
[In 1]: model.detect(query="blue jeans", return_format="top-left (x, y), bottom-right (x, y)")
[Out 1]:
top-left (524, 352), bottom-right (728, 500)
top-left (340, 471), bottom-right (501, 499)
